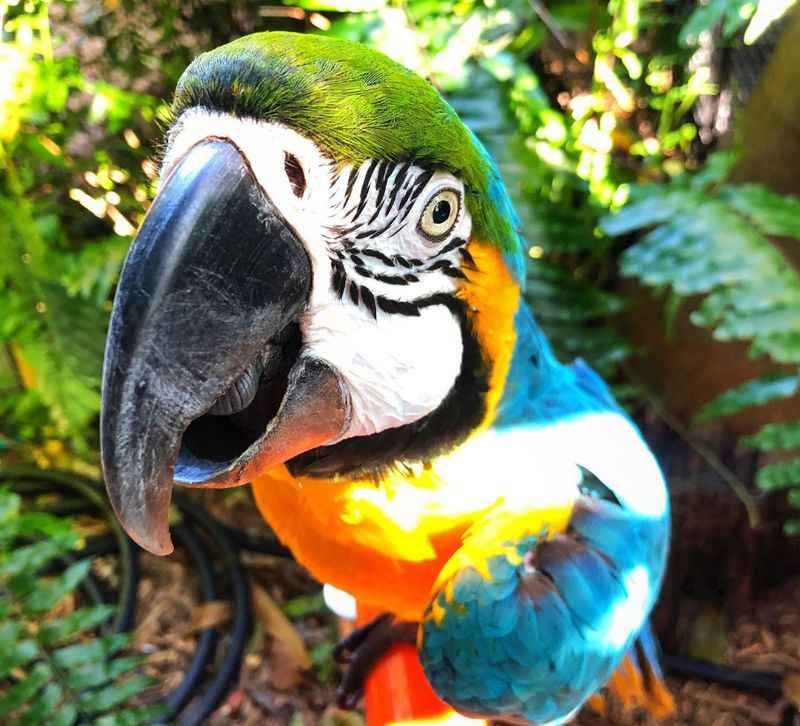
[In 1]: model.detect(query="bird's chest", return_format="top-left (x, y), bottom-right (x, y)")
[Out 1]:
top-left (250, 436), bottom-right (580, 619)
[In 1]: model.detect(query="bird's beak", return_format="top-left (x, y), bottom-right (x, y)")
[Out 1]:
top-left (101, 139), bottom-right (350, 555)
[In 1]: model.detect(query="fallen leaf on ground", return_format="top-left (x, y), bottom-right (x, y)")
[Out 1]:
top-left (189, 600), bottom-right (232, 632)
top-left (252, 582), bottom-right (312, 690)
top-left (784, 673), bottom-right (800, 708)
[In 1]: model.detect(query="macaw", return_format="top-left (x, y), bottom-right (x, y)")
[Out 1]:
top-left (100, 32), bottom-right (673, 724)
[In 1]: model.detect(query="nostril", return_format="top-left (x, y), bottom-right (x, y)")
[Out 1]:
top-left (284, 152), bottom-right (306, 197)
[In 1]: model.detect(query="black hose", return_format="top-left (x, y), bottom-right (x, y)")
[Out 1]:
top-left (663, 653), bottom-right (786, 701)
top-left (663, 655), bottom-right (799, 723)
top-left (157, 519), bottom-right (219, 722)
top-left (218, 521), bottom-right (293, 558)
top-left (174, 495), bottom-right (253, 726)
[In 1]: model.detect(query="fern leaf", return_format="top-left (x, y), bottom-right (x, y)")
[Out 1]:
top-left (93, 704), bottom-right (168, 726)
top-left (38, 604), bottom-right (116, 647)
top-left (53, 633), bottom-right (129, 670)
top-left (679, 0), bottom-right (753, 46)
top-left (756, 459), bottom-right (800, 491)
top-left (600, 191), bottom-right (697, 235)
top-left (0, 488), bottom-right (153, 724)
top-left (722, 184), bottom-right (800, 238)
top-left (18, 683), bottom-right (63, 725)
top-left (696, 373), bottom-right (800, 422)
top-left (743, 422), bottom-right (800, 451)
top-left (0, 539), bottom-right (72, 580)
top-left (77, 675), bottom-right (152, 714)
top-left (0, 662), bottom-right (52, 716)
top-left (0, 637), bottom-right (39, 680)
top-left (52, 703), bottom-right (78, 726)
top-left (65, 655), bottom-right (143, 691)
top-left (24, 559), bottom-right (93, 615)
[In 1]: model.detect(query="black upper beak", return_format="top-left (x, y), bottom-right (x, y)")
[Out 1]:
top-left (101, 139), bottom-right (349, 555)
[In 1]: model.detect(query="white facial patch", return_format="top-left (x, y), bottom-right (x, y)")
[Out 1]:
top-left (162, 109), bottom-right (471, 441)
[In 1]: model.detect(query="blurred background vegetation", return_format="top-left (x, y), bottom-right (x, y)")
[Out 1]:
top-left (3, 0), bottom-right (800, 720)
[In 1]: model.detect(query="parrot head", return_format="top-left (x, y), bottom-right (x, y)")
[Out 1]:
top-left (101, 32), bottom-right (526, 556)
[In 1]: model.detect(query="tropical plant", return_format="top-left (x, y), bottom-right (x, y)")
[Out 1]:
top-left (602, 154), bottom-right (800, 532)
top-left (0, 487), bottom-right (157, 723)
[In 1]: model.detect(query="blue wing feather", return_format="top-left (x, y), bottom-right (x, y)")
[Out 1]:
top-left (419, 301), bottom-right (671, 724)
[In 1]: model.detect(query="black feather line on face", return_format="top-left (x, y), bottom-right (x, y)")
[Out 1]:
top-left (373, 273), bottom-right (411, 286)
top-left (387, 162), bottom-right (411, 211)
top-left (361, 286), bottom-right (377, 319)
top-left (332, 260), bottom-right (347, 298)
top-left (361, 249), bottom-right (395, 266)
top-left (396, 173), bottom-right (419, 218)
top-left (352, 159), bottom-right (379, 220)
top-left (369, 160), bottom-right (394, 223)
top-left (287, 294), bottom-right (490, 480)
top-left (459, 247), bottom-right (477, 268)
top-left (398, 170), bottom-right (434, 224)
top-left (348, 281), bottom-right (360, 305)
top-left (376, 296), bottom-right (420, 316)
top-left (386, 223), bottom-right (407, 239)
top-left (432, 236), bottom-right (467, 259)
top-left (344, 166), bottom-right (359, 206)
top-left (338, 223), bottom-right (364, 236)
top-left (426, 259), bottom-right (454, 272)
top-left (442, 266), bottom-right (468, 280)
top-left (357, 218), bottom-right (397, 240)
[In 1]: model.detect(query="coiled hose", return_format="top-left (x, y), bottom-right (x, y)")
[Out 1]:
top-left (0, 466), bottom-right (290, 726)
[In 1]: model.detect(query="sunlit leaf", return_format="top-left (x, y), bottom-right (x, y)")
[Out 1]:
top-left (721, 184), bottom-right (800, 238)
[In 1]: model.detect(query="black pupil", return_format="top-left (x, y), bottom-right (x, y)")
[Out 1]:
top-left (432, 200), bottom-right (451, 225)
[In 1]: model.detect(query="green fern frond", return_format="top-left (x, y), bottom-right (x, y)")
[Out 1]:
top-left (756, 459), bottom-right (800, 491)
top-left (742, 422), bottom-right (800, 451)
top-left (602, 158), bottom-right (800, 532)
top-left (0, 488), bottom-right (157, 725)
top-left (0, 195), bottom-right (108, 449)
top-left (696, 374), bottom-right (800, 422)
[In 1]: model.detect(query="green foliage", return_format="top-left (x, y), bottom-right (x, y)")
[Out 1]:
top-left (603, 158), bottom-right (800, 530)
top-left (742, 421), bottom-right (800, 451)
top-left (1, 0), bottom-right (160, 459)
top-left (678, 0), bottom-right (798, 47)
top-left (0, 489), bottom-right (157, 724)
top-left (679, 0), bottom-right (756, 47)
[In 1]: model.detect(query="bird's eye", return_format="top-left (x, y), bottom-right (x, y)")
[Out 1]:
top-left (284, 152), bottom-right (306, 198)
top-left (418, 189), bottom-right (460, 243)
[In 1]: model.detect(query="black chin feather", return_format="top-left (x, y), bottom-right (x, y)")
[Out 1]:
top-left (287, 294), bottom-right (489, 480)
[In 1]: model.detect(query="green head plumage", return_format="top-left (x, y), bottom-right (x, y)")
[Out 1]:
top-left (172, 31), bottom-right (521, 258)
